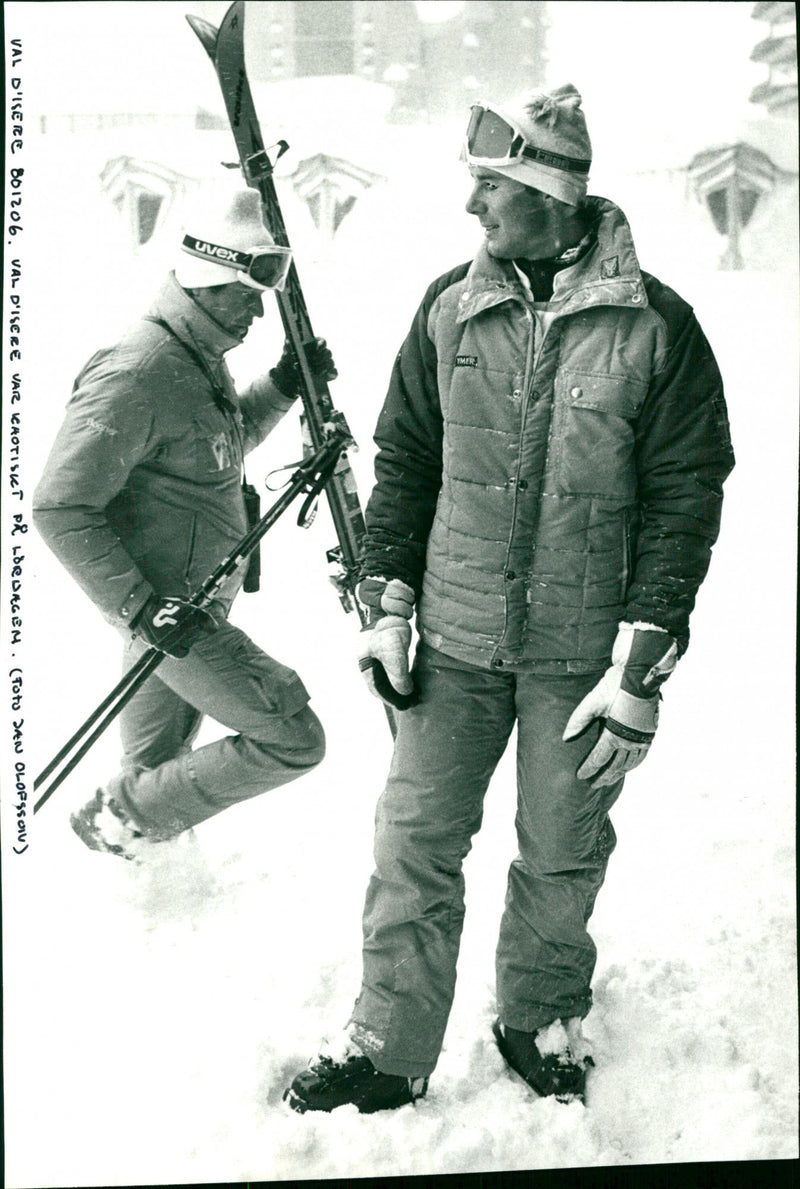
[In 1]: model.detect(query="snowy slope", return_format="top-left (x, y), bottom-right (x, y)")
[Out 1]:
top-left (9, 216), bottom-right (799, 1189)
top-left (10, 265), bottom-right (798, 1187)
top-left (4, 2), bottom-right (799, 1185)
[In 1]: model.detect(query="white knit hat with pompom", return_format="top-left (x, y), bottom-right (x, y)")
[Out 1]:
top-left (482, 83), bottom-right (592, 206)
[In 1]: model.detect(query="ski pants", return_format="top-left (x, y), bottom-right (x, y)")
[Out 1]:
top-left (107, 620), bottom-right (325, 838)
top-left (349, 643), bottom-right (623, 1079)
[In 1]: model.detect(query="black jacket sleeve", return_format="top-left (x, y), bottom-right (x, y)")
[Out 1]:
top-left (358, 268), bottom-right (467, 594)
top-left (625, 276), bottom-right (735, 652)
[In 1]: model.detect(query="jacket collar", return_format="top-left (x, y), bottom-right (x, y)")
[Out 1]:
top-left (147, 272), bottom-right (243, 361)
top-left (457, 197), bottom-right (648, 323)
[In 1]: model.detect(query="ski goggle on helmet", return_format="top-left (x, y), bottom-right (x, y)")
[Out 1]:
top-left (464, 102), bottom-right (591, 176)
top-left (181, 235), bottom-right (293, 291)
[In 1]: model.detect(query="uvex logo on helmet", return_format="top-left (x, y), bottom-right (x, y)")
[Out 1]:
top-left (188, 239), bottom-right (244, 265)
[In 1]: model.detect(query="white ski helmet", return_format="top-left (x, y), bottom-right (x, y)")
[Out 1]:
top-left (175, 184), bottom-right (290, 290)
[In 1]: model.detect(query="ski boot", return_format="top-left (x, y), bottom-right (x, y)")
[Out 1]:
top-left (493, 1017), bottom-right (594, 1104)
top-left (284, 1033), bottom-right (428, 1115)
top-left (70, 788), bottom-right (147, 861)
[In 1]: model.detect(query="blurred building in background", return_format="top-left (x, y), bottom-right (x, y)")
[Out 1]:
top-left (192, 0), bottom-right (548, 121)
top-left (749, 0), bottom-right (798, 115)
top-left (685, 0), bottom-right (797, 269)
top-left (30, 1), bottom-right (799, 273)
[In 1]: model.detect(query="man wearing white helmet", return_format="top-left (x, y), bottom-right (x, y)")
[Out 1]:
top-left (34, 187), bottom-right (336, 858)
top-left (285, 85), bottom-right (734, 1112)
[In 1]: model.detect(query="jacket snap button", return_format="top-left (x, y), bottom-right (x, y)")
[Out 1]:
top-left (492, 658), bottom-right (504, 668)
top-left (631, 293), bottom-right (642, 304)
top-left (518, 479), bottom-right (528, 490)
top-left (570, 386), bottom-right (582, 398)
top-left (506, 570), bottom-right (516, 580)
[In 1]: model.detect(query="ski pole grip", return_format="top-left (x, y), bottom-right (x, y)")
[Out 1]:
top-left (359, 657), bottom-right (420, 711)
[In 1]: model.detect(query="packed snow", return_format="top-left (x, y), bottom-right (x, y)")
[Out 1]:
top-left (3, 2), bottom-right (798, 1186)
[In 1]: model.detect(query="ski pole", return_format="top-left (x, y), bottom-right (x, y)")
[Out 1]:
top-left (33, 432), bottom-right (348, 814)
top-left (33, 650), bottom-right (165, 816)
top-left (34, 649), bottom-right (158, 794)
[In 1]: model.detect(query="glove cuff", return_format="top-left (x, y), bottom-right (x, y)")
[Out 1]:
top-left (613, 624), bottom-right (678, 698)
top-left (357, 576), bottom-right (415, 627)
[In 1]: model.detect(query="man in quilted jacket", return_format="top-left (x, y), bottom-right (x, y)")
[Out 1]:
top-left (285, 84), bottom-right (735, 1112)
top-left (34, 186), bottom-right (336, 859)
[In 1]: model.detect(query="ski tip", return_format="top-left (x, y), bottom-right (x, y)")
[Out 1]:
top-left (186, 13), bottom-right (218, 58)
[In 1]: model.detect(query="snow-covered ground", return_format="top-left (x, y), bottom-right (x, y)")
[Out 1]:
top-left (3, 3), bottom-right (798, 1186)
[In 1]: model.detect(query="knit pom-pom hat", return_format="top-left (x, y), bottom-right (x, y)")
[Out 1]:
top-left (482, 83), bottom-right (591, 206)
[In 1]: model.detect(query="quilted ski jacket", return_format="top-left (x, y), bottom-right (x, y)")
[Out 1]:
top-left (360, 197), bottom-right (734, 669)
top-left (33, 273), bottom-right (296, 627)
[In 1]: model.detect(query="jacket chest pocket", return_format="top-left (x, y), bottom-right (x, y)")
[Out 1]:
top-left (553, 372), bottom-right (646, 499)
top-left (159, 410), bottom-right (242, 480)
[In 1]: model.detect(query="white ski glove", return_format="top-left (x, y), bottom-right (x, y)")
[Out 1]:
top-left (356, 576), bottom-right (419, 710)
top-left (563, 624), bottom-right (678, 788)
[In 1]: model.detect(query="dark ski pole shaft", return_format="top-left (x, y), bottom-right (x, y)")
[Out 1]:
top-left (33, 434), bottom-right (348, 814)
top-left (187, 2), bottom-right (401, 734)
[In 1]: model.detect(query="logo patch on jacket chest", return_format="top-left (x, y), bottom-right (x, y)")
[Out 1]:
top-left (209, 431), bottom-right (234, 470)
top-left (455, 354), bottom-right (478, 368)
top-left (600, 256), bottom-right (620, 279)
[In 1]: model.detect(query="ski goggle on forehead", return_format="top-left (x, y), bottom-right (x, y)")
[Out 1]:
top-left (464, 103), bottom-right (591, 175)
top-left (181, 235), bottom-right (293, 291)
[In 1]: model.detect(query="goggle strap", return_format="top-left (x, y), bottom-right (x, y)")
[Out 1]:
top-left (519, 143), bottom-right (591, 174)
top-left (181, 236), bottom-right (292, 267)
top-left (181, 236), bottom-right (254, 271)
top-left (467, 106), bottom-right (590, 174)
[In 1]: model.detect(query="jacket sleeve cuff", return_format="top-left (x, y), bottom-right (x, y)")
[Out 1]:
top-left (246, 372), bottom-right (297, 407)
top-left (118, 581), bottom-right (153, 628)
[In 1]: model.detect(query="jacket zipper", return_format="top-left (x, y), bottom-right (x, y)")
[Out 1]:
top-left (621, 510), bottom-right (631, 597)
top-left (183, 514), bottom-right (198, 591)
top-left (497, 304), bottom-right (536, 657)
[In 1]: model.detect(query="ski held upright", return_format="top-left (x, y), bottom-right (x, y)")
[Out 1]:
top-left (186, 1), bottom-right (368, 621)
